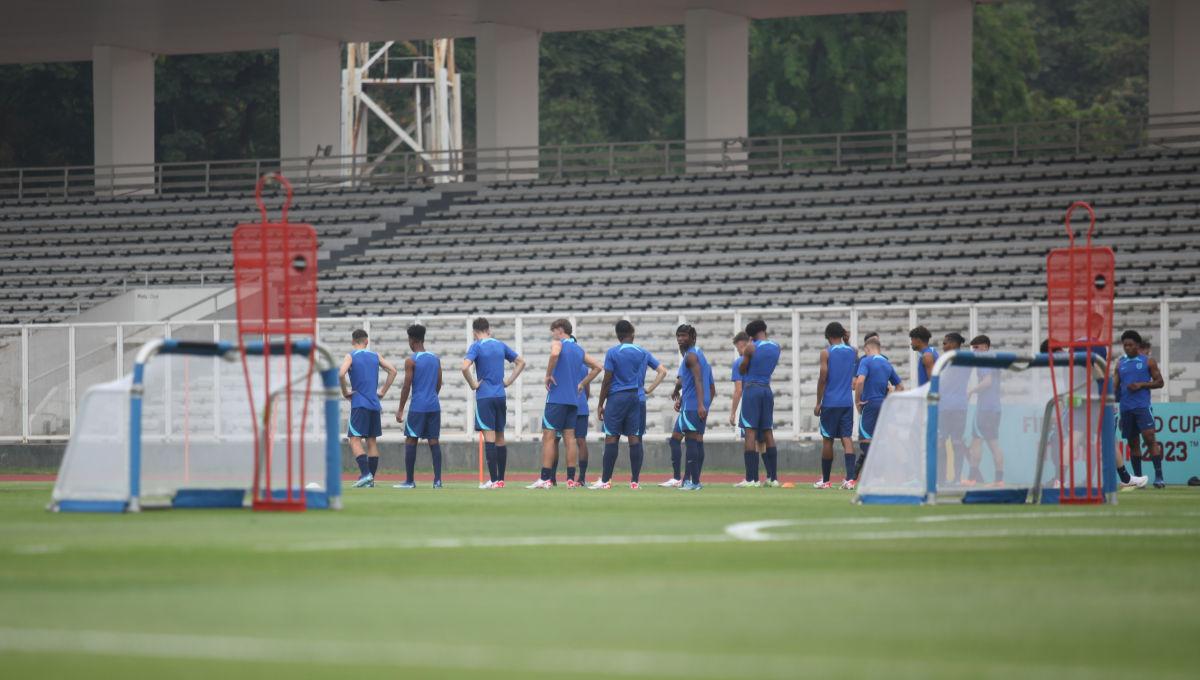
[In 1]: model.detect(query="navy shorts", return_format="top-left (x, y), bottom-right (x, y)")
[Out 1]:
top-left (404, 410), bottom-right (440, 440)
top-left (603, 390), bottom-right (642, 437)
top-left (542, 403), bottom-right (578, 433)
top-left (474, 397), bottom-right (507, 432)
top-left (740, 383), bottom-right (774, 431)
top-left (1120, 407), bottom-right (1155, 439)
top-left (348, 407), bottom-right (382, 439)
top-left (575, 413), bottom-right (589, 438)
top-left (940, 409), bottom-right (967, 442)
top-left (859, 401), bottom-right (882, 440)
top-left (820, 406), bottom-right (853, 439)
top-left (676, 409), bottom-right (707, 435)
top-left (973, 409), bottom-right (1001, 440)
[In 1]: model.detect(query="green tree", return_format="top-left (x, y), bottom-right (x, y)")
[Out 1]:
top-left (539, 27), bottom-right (684, 145)
top-left (155, 51), bottom-right (279, 162)
top-left (749, 13), bottom-right (907, 136)
top-left (0, 62), bottom-right (93, 167)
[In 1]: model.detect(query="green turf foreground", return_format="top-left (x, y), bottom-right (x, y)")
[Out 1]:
top-left (1, 482), bottom-right (1198, 679)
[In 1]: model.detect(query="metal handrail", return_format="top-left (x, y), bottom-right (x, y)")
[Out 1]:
top-left (2, 110), bottom-right (1198, 200)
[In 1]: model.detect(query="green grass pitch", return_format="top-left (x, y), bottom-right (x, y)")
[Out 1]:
top-left (1, 481), bottom-right (1198, 679)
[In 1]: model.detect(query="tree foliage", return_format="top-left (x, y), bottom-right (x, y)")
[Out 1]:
top-left (0, 1), bottom-right (1152, 166)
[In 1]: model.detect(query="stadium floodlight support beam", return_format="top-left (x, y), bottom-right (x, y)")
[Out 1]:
top-left (92, 45), bottom-right (155, 193)
top-left (1149, 0), bottom-right (1200, 140)
top-left (342, 40), bottom-right (463, 183)
top-left (906, 0), bottom-right (973, 161)
top-left (280, 34), bottom-right (342, 164)
top-left (476, 23), bottom-right (539, 178)
top-left (685, 8), bottom-right (749, 172)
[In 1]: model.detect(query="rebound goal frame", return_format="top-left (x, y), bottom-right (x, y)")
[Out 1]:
top-left (923, 350), bottom-right (1117, 505)
top-left (50, 337), bottom-right (342, 513)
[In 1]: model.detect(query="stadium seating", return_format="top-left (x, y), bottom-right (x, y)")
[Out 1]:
top-left (323, 148), bottom-right (1200, 317)
top-left (0, 188), bottom-right (426, 323)
top-left (3, 148), bottom-right (1199, 436)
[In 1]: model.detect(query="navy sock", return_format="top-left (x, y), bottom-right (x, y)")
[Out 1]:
top-left (368, 456), bottom-right (379, 477)
top-left (430, 444), bottom-right (442, 482)
top-left (629, 443), bottom-right (644, 483)
top-left (404, 444), bottom-right (417, 483)
top-left (578, 459), bottom-right (589, 484)
top-left (695, 441), bottom-right (705, 485)
top-left (1130, 448), bottom-right (1143, 477)
top-left (743, 452), bottom-right (756, 481)
top-left (684, 439), bottom-right (699, 484)
top-left (484, 442), bottom-right (498, 482)
top-left (567, 466), bottom-right (576, 482)
top-left (820, 457), bottom-right (833, 483)
top-left (551, 456), bottom-right (559, 484)
top-left (1152, 454), bottom-right (1164, 479)
top-left (668, 438), bottom-right (683, 479)
top-left (764, 447), bottom-right (778, 481)
top-left (843, 452), bottom-right (856, 481)
top-left (856, 442), bottom-right (870, 479)
top-left (540, 467), bottom-right (552, 482)
top-left (602, 442), bottom-right (619, 482)
top-left (355, 454), bottom-right (370, 477)
top-left (1118, 465), bottom-right (1131, 483)
top-left (496, 445), bottom-right (508, 481)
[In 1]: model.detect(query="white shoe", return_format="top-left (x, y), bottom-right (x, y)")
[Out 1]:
top-left (764, 479), bottom-right (781, 488)
top-left (812, 480), bottom-right (832, 489)
top-left (839, 479), bottom-right (856, 490)
top-left (1122, 475), bottom-right (1149, 489)
top-left (527, 479), bottom-right (553, 489)
top-left (479, 481), bottom-right (495, 489)
top-left (588, 480), bottom-right (612, 490)
top-left (733, 479), bottom-right (759, 488)
top-left (658, 478), bottom-right (682, 488)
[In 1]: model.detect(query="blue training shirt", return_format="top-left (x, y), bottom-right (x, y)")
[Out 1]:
top-left (823, 343), bottom-right (856, 408)
top-left (917, 346), bottom-right (939, 386)
top-left (856, 354), bottom-right (901, 403)
top-left (1117, 353), bottom-right (1152, 411)
top-left (975, 366), bottom-right (1001, 413)
top-left (604, 343), bottom-right (661, 397)
top-left (349, 349), bottom-right (381, 411)
top-left (731, 355), bottom-right (743, 383)
top-left (409, 351), bottom-right (440, 413)
top-left (678, 346), bottom-right (714, 411)
top-left (465, 337), bottom-right (519, 400)
top-left (939, 357), bottom-right (969, 411)
top-left (743, 339), bottom-right (780, 385)
top-left (548, 338), bottom-right (585, 406)
top-left (575, 339), bottom-right (590, 415)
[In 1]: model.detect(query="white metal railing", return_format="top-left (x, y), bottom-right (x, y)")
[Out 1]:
top-left (2, 298), bottom-right (1198, 444)
top-left (1, 111), bottom-right (1198, 200)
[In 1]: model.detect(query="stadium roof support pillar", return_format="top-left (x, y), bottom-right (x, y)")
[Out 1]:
top-left (279, 34), bottom-right (342, 163)
top-left (685, 8), bottom-right (748, 171)
top-left (906, 0), bottom-right (972, 161)
top-left (1149, 0), bottom-right (1200, 131)
top-left (476, 23), bottom-right (539, 177)
top-left (92, 45), bottom-right (154, 191)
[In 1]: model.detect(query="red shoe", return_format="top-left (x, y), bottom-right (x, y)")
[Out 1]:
top-left (493, 480), bottom-right (505, 489)
top-left (566, 479), bottom-right (578, 488)
top-left (630, 482), bottom-right (640, 490)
